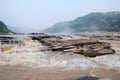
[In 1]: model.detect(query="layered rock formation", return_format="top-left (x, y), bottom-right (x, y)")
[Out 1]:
top-left (31, 34), bottom-right (114, 57)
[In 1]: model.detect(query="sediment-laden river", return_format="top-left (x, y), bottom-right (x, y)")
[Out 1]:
top-left (0, 34), bottom-right (120, 80)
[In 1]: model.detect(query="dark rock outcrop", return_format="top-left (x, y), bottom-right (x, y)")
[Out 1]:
top-left (31, 34), bottom-right (115, 57)
top-left (0, 21), bottom-right (12, 34)
top-left (47, 39), bottom-right (114, 57)
top-left (73, 76), bottom-right (100, 80)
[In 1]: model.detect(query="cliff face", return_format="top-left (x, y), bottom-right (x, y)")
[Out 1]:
top-left (0, 21), bottom-right (12, 34)
top-left (43, 11), bottom-right (120, 33)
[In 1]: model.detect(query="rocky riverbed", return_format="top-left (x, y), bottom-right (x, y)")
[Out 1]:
top-left (0, 32), bottom-right (120, 80)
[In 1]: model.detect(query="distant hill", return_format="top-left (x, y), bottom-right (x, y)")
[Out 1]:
top-left (0, 21), bottom-right (12, 34)
top-left (43, 11), bottom-right (120, 33)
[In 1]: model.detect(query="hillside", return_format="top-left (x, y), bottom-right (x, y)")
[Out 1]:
top-left (0, 21), bottom-right (12, 34)
top-left (43, 11), bottom-right (120, 33)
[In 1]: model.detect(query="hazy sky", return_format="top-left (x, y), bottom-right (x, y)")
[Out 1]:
top-left (0, 0), bottom-right (120, 33)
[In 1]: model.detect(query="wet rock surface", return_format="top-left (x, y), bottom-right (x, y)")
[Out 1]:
top-left (31, 34), bottom-right (114, 57)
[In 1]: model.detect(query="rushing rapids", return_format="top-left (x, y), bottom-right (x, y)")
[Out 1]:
top-left (0, 33), bottom-right (120, 80)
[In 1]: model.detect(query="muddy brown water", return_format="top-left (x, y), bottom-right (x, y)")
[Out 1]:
top-left (0, 35), bottom-right (120, 80)
top-left (0, 65), bottom-right (120, 80)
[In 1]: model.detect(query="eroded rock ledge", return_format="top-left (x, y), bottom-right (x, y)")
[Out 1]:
top-left (31, 34), bottom-right (115, 57)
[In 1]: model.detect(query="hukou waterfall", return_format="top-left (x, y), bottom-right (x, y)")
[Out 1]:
top-left (0, 32), bottom-right (120, 80)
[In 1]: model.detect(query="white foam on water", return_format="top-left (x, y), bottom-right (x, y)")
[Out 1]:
top-left (0, 36), bottom-right (120, 70)
top-left (91, 55), bottom-right (120, 70)
top-left (0, 51), bottom-right (98, 70)
top-left (65, 58), bottom-right (98, 70)
top-left (1, 49), bottom-right (120, 70)
top-left (0, 52), bottom-right (47, 65)
top-left (49, 58), bottom-right (67, 67)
